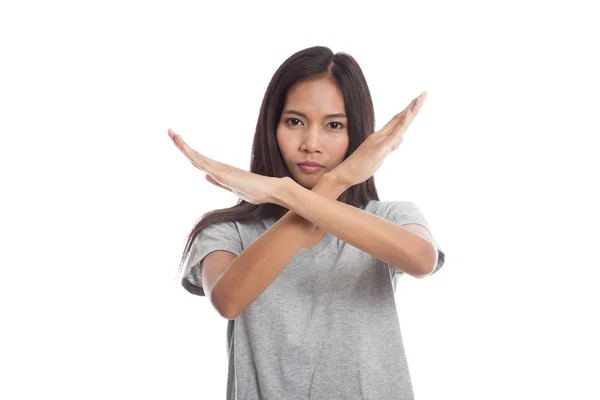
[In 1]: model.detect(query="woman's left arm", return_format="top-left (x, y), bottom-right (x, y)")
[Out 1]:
top-left (274, 176), bottom-right (437, 278)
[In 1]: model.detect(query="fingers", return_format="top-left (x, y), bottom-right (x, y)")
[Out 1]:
top-left (175, 135), bottom-right (202, 168)
top-left (168, 128), bottom-right (181, 150)
top-left (374, 91), bottom-right (427, 139)
top-left (410, 91), bottom-right (427, 115)
top-left (168, 129), bottom-right (233, 191)
top-left (379, 91), bottom-right (427, 151)
top-left (402, 91), bottom-right (426, 121)
top-left (388, 91), bottom-right (426, 137)
top-left (168, 128), bottom-right (218, 172)
top-left (168, 128), bottom-right (184, 151)
top-left (375, 109), bottom-right (407, 138)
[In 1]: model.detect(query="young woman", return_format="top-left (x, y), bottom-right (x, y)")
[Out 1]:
top-left (169, 45), bottom-right (446, 400)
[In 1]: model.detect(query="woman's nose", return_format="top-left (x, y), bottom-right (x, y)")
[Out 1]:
top-left (300, 127), bottom-right (321, 152)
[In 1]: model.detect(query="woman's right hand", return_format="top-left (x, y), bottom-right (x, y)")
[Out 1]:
top-left (168, 129), bottom-right (285, 206)
top-left (330, 91), bottom-right (427, 188)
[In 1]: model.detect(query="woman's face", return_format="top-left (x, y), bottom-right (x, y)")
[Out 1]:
top-left (276, 77), bottom-right (349, 189)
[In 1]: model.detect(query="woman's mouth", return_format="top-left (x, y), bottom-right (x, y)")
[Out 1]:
top-left (297, 164), bottom-right (323, 173)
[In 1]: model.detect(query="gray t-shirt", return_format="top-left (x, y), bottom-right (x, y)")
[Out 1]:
top-left (181, 199), bottom-right (445, 400)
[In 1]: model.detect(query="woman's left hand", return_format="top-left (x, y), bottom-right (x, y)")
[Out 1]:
top-left (168, 128), bottom-right (285, 205)
top-left (330, 91), bottom-right (427, 188)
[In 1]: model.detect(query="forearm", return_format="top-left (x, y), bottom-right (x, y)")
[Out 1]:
top-left (216, 173), bottom-right (348, 319)
top-left (273, 179), bottom-right (433, 277)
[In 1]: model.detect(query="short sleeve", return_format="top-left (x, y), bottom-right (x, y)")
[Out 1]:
top-left (180, 221), bottom-right (243, 296)
top-left (385, 201), bottom-right (446, 277)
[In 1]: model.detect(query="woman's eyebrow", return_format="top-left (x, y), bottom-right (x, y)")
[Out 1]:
top-left (282, 109), bottom-right (347, 119)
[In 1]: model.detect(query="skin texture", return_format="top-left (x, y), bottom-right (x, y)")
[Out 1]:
top-left (276, 77), bottom-right (350, 190)
top-left (167, 89), bottom-right (437, 318)
top-left (167, 88), bottom-right (427, 209)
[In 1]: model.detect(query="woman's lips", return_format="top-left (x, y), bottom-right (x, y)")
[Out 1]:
top-left (298, 164), bottom-right (323, 173)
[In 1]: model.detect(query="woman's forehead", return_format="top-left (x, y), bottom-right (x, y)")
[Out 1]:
top-left (284, 79), bottom-right (345, 115)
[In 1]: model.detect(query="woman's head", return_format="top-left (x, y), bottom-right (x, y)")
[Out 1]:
top-left (177, 46), bottom-right (380, 291)
top-left (253, 46), bottom-right (376, 190)
top-left (276, 76), bottom-right (349, 189)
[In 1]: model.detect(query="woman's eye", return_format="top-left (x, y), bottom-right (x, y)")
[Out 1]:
top-left (285, 118), bottom-right (344, 129)
top-left (286, 118), bottom-right (302, 126)
top-left (328, 122), bottom-right (345, 129)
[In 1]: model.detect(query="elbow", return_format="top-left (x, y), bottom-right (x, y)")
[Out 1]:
top-left (390, 242), bottom-right (438, 279)
top-left (210, 289), bottom-right (239, 320)
top-left (216, 301), bottom-right (239, 320)
top-left (220, 309), bottom-right (239, 320)
top-left (413, 243), bottom-right (438, 279)
top-left (221, 304), bottom-right (240, 320)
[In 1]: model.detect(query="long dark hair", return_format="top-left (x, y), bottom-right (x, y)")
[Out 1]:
top-left (176, 45), bottom-right (380, 282)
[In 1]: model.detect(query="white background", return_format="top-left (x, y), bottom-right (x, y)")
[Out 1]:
top-left (1, 1), bottom-right (598, 399)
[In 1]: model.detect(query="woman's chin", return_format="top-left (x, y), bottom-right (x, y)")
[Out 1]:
top-left (291, 175), bottom-right (316, 190)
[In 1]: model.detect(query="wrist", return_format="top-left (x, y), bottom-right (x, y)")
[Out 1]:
top-left (273, 174), bottom-right (348, 210)
top-left (272, 177), bottom-right (294, 208)
top-left (320, 171), bottom-right (350, 197)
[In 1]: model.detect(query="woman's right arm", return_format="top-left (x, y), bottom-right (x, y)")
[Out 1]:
top-left (211, 172), bottom-right (348, 319)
